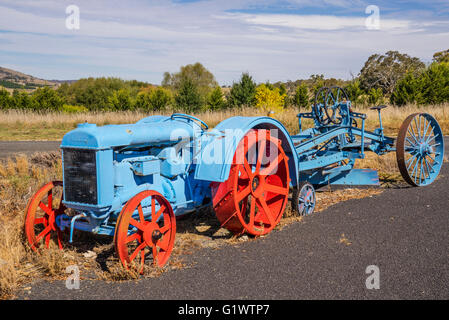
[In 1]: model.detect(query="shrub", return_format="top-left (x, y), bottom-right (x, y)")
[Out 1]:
top-left (206, 86), bottom-right (226, 111)
top-left (255, 83), bottom-right (286, 113)
top-left (61, 104), bottom-right (89, 113)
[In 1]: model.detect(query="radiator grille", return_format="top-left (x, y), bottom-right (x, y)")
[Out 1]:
top-left (63, 149), bottom-right (98, 205)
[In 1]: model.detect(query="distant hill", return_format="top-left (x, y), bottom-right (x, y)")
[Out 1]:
top-left (0, 66), bottom-right (68, 92)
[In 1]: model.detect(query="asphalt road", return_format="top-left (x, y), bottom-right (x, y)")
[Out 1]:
top-left (7, 139), bottom-right (449, 300)
top-left (0, 141), bottom-right (61, 160)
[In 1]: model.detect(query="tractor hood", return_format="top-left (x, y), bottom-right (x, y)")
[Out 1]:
top-left (61, 120), bottom-right (196, 150)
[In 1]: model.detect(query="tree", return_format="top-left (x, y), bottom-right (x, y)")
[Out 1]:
top-left (0, 88), bottom-right (13, 109)
top-left (255, 84), bottom-right (286, 113)
top-left (228, 73), bottom-right (257, 108)
top-left (359, 51), bottom-right (425, 95)
top-left (12, 91), bottom-right (32, 110)
top-left (30, 87), bottom-right (64, 111)
top-left (108, 88), bottom-right (133, 111)
top-left (344, 80), bottom-right (365, 105)
top-left (293, 83), bottom-right (309, 109)
top-left (148, 87), bottom-right (172, 110)
top-left (367, 87), bottom-right (384, 105)
top-left (57, 77), bottom-right (144, 111)
top-left (206, 86), bottom-right (226, 110)
top-left (390, 62), bottom-right (449, 106)
top-left (433, 49), bottom-right (449, 64)
top-left (174, 78), bottom-right (202, 113)
top-left (162, 62), bottom-right (218, 98)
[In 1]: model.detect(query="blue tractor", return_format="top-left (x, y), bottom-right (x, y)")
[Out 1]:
top-left (24, 86), bottom-right (444, 273)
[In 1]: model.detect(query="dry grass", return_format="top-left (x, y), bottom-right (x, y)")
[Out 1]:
top-left (0, 104), bottom-right (448, 140)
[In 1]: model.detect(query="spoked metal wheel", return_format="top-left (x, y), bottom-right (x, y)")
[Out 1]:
top-left (24, 181), bottom-right (66, 250)
top-left (115, 190), bottom-right (176, 273)
top-left (211, 129), bottom-right (290, 236)
top-left (292, 181), bottom-right (316, 216)
top-left (396, 113), bottom-right (444, 186)
top-left (324, 86), bottom-right (349, 125)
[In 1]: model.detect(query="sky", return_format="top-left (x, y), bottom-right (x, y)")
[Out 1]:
top-left (0, 0), bottom-right (448, 85)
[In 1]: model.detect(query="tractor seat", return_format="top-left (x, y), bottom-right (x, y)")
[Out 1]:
top-left (370, 105), bottom-right (388, 111)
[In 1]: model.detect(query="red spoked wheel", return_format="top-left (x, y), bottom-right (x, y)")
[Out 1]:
top-left (211, 129), bottom-right (290, 236)
top-left (24, 181), bottom-right (66, 250)
top-left (115, 190), bottom-right (176, 274)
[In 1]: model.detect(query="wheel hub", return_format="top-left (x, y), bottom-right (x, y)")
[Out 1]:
top-left (152, 230), bottom-right (162, 241)
top-left (143, 222), bottom-right (161, 246)
top-left (251, 176), bottom-right (260, 192)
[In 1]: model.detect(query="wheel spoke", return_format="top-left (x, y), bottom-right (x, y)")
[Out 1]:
top-left (249, 197), bottom-right (256, 227)
top-left (159, 224), bottom-right (170, 234)
top-left (34, 225), bottom-right (52, 244)
top-left (426, 131), bottom-right (438, 144)
top-left (45, 233), bottom-right (51, 248)
top-left (422, 119), bottom-right (431, 141)
top-left (39, 202), bottom-right (53, 216)
top-left (256, 133), bottom-right (266, 173)
top-left (138, 204), bottom-right (145, 222)
top-left (243, 157), bottom-right (253, 179)
top-left (152, 246), bottom-right (158, 265)
top-left (129, 242), bottom-right (146, 262)
top-left (129, 218), bottom-right (145, 231)
top-left (407, 155), bottom-right (418, 171)
top-left (236, 185), bottom-right (251, 202)
top-left (264, 182), bottom-right (289, 196)
top-left (260, 153), bottom-right (284, 176)
top-left (126, 232), bottom-right (140, 244)
top-left (257, 198), bottom-right (275, 226)
top-left (423, 156), bottom-right (433, 175)
top-left (153, 205), bottom-right (165, 222)
top-left (34, 217), bottom-right (46, 225)
top-left (157, 238), bottom-right (169, 252)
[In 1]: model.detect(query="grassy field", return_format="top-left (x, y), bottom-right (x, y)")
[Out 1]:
top-left (0, 104), bottom-right (448, 140)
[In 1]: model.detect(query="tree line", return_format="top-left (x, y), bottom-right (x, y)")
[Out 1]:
top-left (0, 50), bottom-right (448, 113)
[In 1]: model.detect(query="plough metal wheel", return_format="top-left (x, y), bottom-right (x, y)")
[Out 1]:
top-left (115, 190), bottom-right (176, 274)
top-left (396, 113), bottom-right (444, 186)
top-left (292, 181), bottom-right (316, 216)
top-left (212, 129), bottom-right (290, 236)
top-left (24, 181), bottom-right (66, 250)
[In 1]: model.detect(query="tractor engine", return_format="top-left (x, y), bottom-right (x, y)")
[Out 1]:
top-left (60, 116), bottom-right (210, 225)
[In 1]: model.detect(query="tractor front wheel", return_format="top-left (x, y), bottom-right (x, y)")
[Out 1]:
top-left (24, 181), bottom-right (66, 251)
top-left (115, 190), bottom-right (176, 274)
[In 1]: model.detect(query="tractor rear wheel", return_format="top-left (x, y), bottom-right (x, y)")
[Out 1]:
top-left (115, 190), bottom-right (176, 274)
top-left (24, 181), bottom-right (66, 251)
top-left (211, 129), bottom-right (290, 236)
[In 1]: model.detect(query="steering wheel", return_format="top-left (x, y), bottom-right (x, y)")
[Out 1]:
top-left (313, 86), bottom-right (330, 125)
top-left (170, 113), bottom-right (209, 130)
top-left (323, 86), bottom-right (349, 125)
